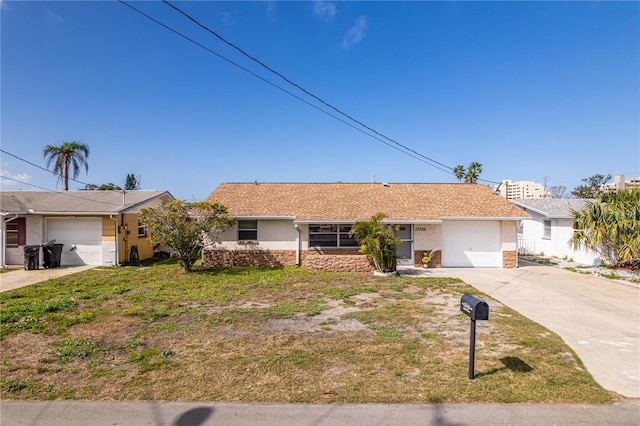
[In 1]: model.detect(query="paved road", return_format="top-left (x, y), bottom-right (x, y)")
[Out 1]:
top-left (1, 400), bottom-right (638, 426)
top-left (421, 260), bottom-right (640, 399)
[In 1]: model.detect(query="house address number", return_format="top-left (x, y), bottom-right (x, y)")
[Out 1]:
top-left (415, 226), bottom-right (427, 232)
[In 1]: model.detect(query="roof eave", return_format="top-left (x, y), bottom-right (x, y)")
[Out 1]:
top-left (439, 216), bottom-right (530, 221)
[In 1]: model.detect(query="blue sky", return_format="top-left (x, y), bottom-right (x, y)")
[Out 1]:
top-left (2, 1), bottom-right (638, 201)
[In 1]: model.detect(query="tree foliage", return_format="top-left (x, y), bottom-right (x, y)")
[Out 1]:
top-left (571, 173), bottom-right (611, 199)
top-left (548, 185), bottom-right (567, 199)
top-left (453, 162), bottom-right (483, 183)
top-left (571, 188), bottom-right (640, 267)
top-left (80, 183), bottom-right (122, 191)
top-left (349, 212), bottom-right (400, 272)
top-left (139, 200), bottom-right (236, 272)
top-left (125, 174), bottom-right (139, 190)
top-left (43, 141), bottom-right (90, 190)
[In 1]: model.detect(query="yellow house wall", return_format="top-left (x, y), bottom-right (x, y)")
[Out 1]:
top-left (119, 213), bottom-right (156, 262)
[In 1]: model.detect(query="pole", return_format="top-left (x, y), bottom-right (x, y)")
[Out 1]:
top-left (468, 319), bottom-right (476, 379)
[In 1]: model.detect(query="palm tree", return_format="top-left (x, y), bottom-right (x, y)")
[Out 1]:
top-left (349, 212), bottom-right (400, 272)
top-left (571, 188), bottom-right (640, 267)
top-left (464, 162), bottom-right (483, 183)
top-left (453, 165), bottom-right (465, 181)
top-left (43, 141), bottom-right (90, 190)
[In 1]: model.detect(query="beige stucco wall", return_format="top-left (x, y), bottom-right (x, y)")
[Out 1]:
top-left (413, 224), bottom-right (441, 252)
top-left (217, 220), bottom-right (298, 251)
top-left (501, 220), bottom-right (517, 251)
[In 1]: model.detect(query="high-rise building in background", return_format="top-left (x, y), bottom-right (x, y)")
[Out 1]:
top-left (495, 180), bottom-right (549, 200)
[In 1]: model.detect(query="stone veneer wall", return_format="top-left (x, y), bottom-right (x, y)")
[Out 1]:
top-left (414, 250), bottom-right (441, 268)
top-left (302, 249), bottom-right (372, 272)
top-left (502, 250), bottom-right (517, 269)
top-left (203, 248), bottom-right (373, 272)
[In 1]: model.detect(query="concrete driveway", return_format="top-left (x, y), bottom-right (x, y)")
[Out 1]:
top-left (0, 265), bottom-right (96, 293)
top-left (418, 260), bottom-right (640, 398)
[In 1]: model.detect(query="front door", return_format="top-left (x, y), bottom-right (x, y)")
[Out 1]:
top-left (395, 224), bottom-right (413, 266)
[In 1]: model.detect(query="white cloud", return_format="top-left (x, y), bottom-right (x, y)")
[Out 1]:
top-left (46, 9), bottom-right (64, 23)
top-left (220, 12), bottom-right (233, 27)
top-left (342, 16), bottom-right (368, 49)
top-left (1, 163), bottom-right (31, 187)
top-left (314, 0), bottom-right (336, 21)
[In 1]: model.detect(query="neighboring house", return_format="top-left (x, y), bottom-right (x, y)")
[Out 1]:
top-left (1, 190), bottom-right (174, 268)
top-left (204, 182), bottom-right (529, 271)
top-left (510, 198), bottom-right (600, 266)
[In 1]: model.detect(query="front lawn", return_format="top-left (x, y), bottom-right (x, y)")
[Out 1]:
top-left (0, 260), bottom-right (614, 403)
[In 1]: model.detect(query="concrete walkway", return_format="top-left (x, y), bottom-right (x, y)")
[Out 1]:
top-left (0, 265), bottom-right (96, 292)
top-left (1, 400), bottom-right (638, 426)
top-left (413, 260), bottom-right (640, 399)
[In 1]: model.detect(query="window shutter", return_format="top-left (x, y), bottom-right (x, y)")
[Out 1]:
top-left (17, 217), bottom-right (26, 246)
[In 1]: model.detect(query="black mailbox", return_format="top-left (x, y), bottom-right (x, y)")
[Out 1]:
top-left (460, 293), bottom-right (489, 321)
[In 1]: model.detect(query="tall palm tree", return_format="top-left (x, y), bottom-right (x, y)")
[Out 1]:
top-left (43, 141), bottom-right (90, 190)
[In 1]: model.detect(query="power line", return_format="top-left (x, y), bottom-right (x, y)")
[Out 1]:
top-left (117, 1), bottom-right (455, 176)
top-left (160, 0), bottom-right (455, 174)
top-left (1, 148), bottom-right (93, 188)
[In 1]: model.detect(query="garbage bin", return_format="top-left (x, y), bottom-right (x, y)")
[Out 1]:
top-left (43, 241), bottom-right (64, 268)
top-left (23, 245), bottom-right (41, 270)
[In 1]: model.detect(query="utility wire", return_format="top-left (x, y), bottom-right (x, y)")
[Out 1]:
top-left (1, 148), bottom-right (93, 188)
top-left (119, 1), bottom-right (500, 185)
top-left (117, 1), bottom-right (453, 175)
top-left (161, 0), bottom-right (455, 174)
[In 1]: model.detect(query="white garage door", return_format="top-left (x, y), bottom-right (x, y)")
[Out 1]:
top-left (47, 218), bottom-right (103, 266)
top-left (442, 221), bottom-right (502, 268)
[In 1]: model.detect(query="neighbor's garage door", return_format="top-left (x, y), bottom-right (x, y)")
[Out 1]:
top-left (47, 218), bottom-right (103, 266)
top-left (442, 221), bottom-right (502, 267)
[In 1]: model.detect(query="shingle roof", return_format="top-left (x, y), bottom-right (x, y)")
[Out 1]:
top-left (206, 183), bottom-right (529, 222)
top-left (510, 198), bottom-right (591, 219)
top-left (1, 191), bottom-right (174, 215)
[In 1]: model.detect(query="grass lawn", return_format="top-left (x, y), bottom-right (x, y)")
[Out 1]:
top-left (0, 260), bottom-right (615, 403)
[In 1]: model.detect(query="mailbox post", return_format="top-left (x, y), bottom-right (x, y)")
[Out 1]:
top-left (460, 293), bottom-right (489, 379)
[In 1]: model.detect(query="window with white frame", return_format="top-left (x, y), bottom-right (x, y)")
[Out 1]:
top-left (309, 224), bottom-right (358, 248)
top-left (138, 223), bottom-right (147, 237)
top-left (543, 220), bottom-right (551, 239)
top-left (238, 220), bottom-right (258, 241)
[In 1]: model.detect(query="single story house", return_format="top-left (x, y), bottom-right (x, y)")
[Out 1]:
top-left (1, 190), bottom-right (174, 268)
top-left (510, 198), bottom-right (600, 266)
top-left (204, 182), bottom-right (529, 271)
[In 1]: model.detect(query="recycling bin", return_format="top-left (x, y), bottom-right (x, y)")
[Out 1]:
top-left (23, 245), bottom-right (41, 270)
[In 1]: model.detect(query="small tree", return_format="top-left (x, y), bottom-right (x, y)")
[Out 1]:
top-left (139, 200), bottom-right (236, 271)
top-left (571, 173), bottom-right (611, 198)
top-left (79, 183), bottom-right (122, 190)
top-left (571, 188), bottom-right (640, 267)
top-left (548, 185), bottom-right (567, 199)
top-left (125, 174), bottom-right (139, 190)
top-left (349, 212), bottom-right (400, 272)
